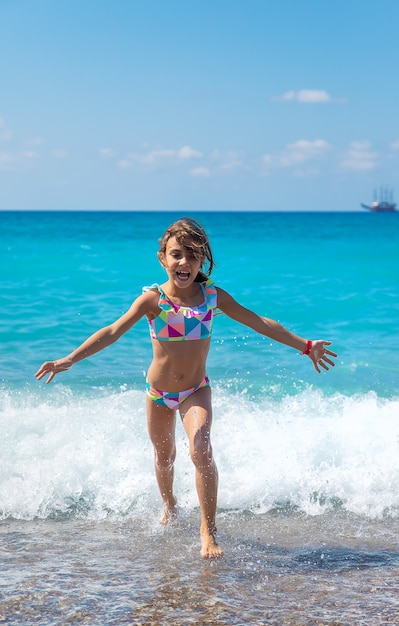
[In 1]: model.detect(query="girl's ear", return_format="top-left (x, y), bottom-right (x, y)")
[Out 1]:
top-left (157, 251), bottom-right (165, 267)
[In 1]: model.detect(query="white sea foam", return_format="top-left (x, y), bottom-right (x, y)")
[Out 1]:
top-left (1, 384), bottom-right (398, 521)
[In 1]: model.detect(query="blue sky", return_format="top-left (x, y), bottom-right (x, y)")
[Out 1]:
top-left (1, 0), bottom-right (398, 211)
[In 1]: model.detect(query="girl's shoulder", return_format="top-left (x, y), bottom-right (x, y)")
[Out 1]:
top-left (143, 282), bottom-right (161, 293)
top-left (136, 286), bottom-right (163, 319)
top-left (142, 283), bottom-right (171, 303)
top-left (214, 284), bottom-right (228, 300)
top-left (213, 285), bottom-right (241, 312)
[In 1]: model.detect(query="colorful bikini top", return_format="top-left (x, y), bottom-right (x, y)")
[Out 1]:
top-left (143, 278), bottom-right (218, 341)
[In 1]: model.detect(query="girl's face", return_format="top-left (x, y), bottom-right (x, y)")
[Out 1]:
top-left (160, 236), bottom-right (204, 287)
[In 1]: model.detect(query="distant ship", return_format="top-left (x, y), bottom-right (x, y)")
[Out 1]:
top-left (361, 187), bottom-right (397, 212)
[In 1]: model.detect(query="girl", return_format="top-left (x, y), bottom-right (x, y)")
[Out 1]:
top-left (35, 217), bottom-right (337, 559)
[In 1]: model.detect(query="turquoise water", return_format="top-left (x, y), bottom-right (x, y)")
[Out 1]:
top-left (3, 210), bottom-right (398, 394)
top-left (1, 210), bottom-right (399, 624)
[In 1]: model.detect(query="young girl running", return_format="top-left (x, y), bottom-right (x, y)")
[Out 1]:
top-left (35, 217), bottom-right (337, 559)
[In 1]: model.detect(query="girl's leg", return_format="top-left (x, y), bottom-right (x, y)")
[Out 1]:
top-left (180, 386), bottom-right (223, 559)
top-left (146, 397), bottom-right (178, 523)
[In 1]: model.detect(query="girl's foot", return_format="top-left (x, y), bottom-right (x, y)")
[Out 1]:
top-left (160, 497), bottom-right (178, 525)
top-left (200, 528), bottom-right (223, 559)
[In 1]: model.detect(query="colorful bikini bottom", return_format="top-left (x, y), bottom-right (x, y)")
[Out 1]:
top-left (145, 376), bottom-right (210, 410)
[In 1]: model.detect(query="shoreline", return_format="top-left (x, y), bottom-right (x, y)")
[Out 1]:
top-left (2, 511), bottom-right (399, 624)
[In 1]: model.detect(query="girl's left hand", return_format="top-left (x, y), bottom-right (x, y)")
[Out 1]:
top-left (309, 340), bottom-right (337, 373)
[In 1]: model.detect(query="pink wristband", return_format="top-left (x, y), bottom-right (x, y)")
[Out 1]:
top-left (301, 340), bottom-right (312, 355)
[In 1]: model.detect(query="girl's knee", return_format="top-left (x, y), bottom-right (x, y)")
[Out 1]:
top-left (154, 446), bottom-right (176, 470)
top-left (190, 442), bottom-right (213, 468)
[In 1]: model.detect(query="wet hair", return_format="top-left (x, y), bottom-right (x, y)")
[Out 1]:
top-left (158, 217), bottom-right (215, 282)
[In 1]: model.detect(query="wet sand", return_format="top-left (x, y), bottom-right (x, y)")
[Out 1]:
top-left (2, 511), bottom-right (399, 624)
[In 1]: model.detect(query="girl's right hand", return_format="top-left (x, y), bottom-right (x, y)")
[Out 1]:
top-left (34, 358), bottom-right (73, 384)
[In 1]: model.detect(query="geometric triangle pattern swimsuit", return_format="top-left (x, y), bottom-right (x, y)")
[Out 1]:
top-left (143, 278), bottom-right (217, 341)
top-left (145, 375), bottom-right (211, 410)
top-left (143, 278), bottom-right (218, 409)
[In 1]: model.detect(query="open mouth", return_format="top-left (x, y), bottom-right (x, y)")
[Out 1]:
top-left (176, 271), bottom-right (190, 281)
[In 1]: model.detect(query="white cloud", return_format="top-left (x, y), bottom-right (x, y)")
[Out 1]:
top-left (0, 117), bottom-right (13, 141)
top-left (390, 140), bottom-right (399, 150)
top-left (52, 149), bottom-right (67, 158)
top-left (21, 150), bottom-right (39, 159)
top-left (0, 129), bottom-right (13, 141)
top-left (211, 149), bottom-right (244, 171)
top-left (340, 141), bottom-right (377, 171)
top-left (141, 149), bottom-right (176, 164)
top-left (280, 139), bottom-right (329, 165)
top-left (0, 150), bottom-right (40, 170)
top-left (139, 145), bottom-right (202, 163)
top-left (99, 148), bottom-right (114, 158)
top-left (117, 159), bottom-right (131, 169)
top-left (26, 137), bottom-right (45, 146)
top-left (292, 167), bottom-right (320, 178)
top-left (189, 166), bottom-right (210, 177)
top-left (121, 148), bottom-right (172, 164)
top-left (276, 89), bottom-right (345, 103)
top-left (177, 145), bottom-right (202, 159)
top-left (0, 152), bottom-right (17, 169)
top-left (118, 144), bottom-right (203, 168)
top-left (297, 89), bottom-right (331, 103)
top-left (263, 139), bottom-right (330, 170)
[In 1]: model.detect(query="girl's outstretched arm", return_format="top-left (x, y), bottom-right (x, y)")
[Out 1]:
top-left (216, 287), bottom-right (337, 373)
top-left (35, 291), bottom-right (156, 384)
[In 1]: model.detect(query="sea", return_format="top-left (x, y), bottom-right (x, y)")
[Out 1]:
top-left (1, 210), bottom-right (399, 625)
